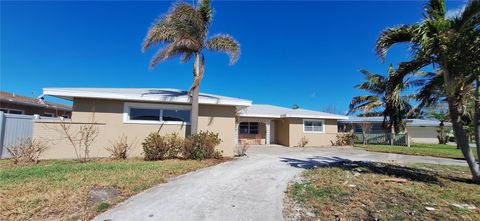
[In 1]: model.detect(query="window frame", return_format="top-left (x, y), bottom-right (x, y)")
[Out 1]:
top-left (43, 112), bottom-right (55, 117)
top-left (123, 102), bottom-right (191, 125)
top-left (303, 119), bottom-right (325, 134)
top-left (239, 122), bottom-right (259, 135)
top-left (0, 108), bottom-right (25, 115)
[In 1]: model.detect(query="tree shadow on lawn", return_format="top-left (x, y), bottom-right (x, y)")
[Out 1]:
top-left (280, 156), bottom-right (471, 185)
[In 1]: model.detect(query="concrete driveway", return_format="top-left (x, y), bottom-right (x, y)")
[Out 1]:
top-left (94, 146), bottom-right (466, 221)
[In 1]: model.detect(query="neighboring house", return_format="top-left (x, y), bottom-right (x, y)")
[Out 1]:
top-left (338, 116), bottom-right (451, 144)
top-left (0, 91), bottom-right (72, 117)
top-left (32, 88), bottom-right (347, 158)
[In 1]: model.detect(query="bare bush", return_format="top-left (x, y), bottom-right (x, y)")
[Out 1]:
top-left (297, 136), bottom-right (309, 147)
top-left (105, 135), bottom-right (135, 160)
top-left (57, 112), bottom-right (99, 163)
top-left (7, 139), bottom-right (48, 164)
top-left (235, 143), bottom-right (249, 156)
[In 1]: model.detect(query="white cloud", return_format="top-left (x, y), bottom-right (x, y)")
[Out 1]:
top-left (446, 5), bottom-right (465, 18)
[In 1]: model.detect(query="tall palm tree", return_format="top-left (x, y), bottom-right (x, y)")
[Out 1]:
top-left (142, 0), bottom-right (240, 134)
top-left (349, 65), bottom-right (418, 134)
top-left (376, 0), bottom-right (480, 182)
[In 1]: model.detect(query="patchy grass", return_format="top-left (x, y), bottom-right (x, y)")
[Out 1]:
top-left (357, 143), bottom-right (478, 160)
top-left (284, 162), bottom-right (480, 221)
top-left (0, 158), bottom-right (224, 221)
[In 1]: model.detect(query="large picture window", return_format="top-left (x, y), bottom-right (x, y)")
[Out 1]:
top-left (303, 119), bottom-right (325, 133)
top-left (239, 122), bottom-right (259, 134)
top-left (124, 103), bottom-right (191, 124)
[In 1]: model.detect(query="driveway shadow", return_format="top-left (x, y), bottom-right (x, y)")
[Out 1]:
top-left (280, 156), bottom-right (448, 184)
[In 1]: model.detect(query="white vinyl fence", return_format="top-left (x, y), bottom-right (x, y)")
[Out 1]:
top-left (0, 112), bottom-right (34, 158)
top-left (354, 133), bottom-right (410, 147)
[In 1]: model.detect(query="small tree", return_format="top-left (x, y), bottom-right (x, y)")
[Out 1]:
top-left (360, 122), bottom-right (372, 145)
top-left (429, 110), bottom-right (450, 144)
top-left (56, 112), bottom-right (99, 163)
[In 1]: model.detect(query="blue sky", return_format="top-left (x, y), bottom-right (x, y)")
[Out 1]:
top-left (0, 0), bottom-right (465, 114)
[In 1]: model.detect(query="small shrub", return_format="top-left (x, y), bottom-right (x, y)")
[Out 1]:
top-left (142, 133), bottom-right (169, 161)
top-left (142, 132), bottom-right (184, 161)
top-left (165, 133), bottom-right (184, 159)
top-left (235, 143), bottom-right (249, 156)
top-left (183, 131), bottom-right (222, 160)
top-left (7, 138), bottom-right (48, 164)
top-left (105, 135), bottom-right (134, 160)
top-left (332, 132), bottom-right (355, 146)
top-left (297, 136), bottom-right (309, 147)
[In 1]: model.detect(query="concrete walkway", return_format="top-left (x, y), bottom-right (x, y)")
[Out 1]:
top-left (94, 146), bottom-right (466, 221)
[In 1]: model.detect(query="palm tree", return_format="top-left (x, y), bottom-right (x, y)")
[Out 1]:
top-left (375, 0), bottom-right (480, 182)
top-left (142, 0), bottom-right (240, 134)
top-left (349, 65), bottom-right (417, 134)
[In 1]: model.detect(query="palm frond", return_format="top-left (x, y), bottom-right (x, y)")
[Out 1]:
top-left (197, 0), bottom-right (213, 26)
top-left (375, 25), bottom-right (417, 60)
top-left (423, 0), bottom-right (446, 21)
top-left (206, 34), bottom-right (240, 64)
top-left (149, 44), bottom-right (192, 68)
top-left (142, 3), bottom-right (205, 53)
top-left (453, 0), bottom-right (480, 31)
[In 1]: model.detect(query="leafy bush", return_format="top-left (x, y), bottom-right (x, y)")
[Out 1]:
top-left (183, 131), bottom-right (222, 160)
top-left (105, 135), bottom-right (134, 160)
top-left (142, 133), bottom-right (170, 161)
top-left (332, 132), bottom-right (356, 146)
top-left (297, 136), bottom-right (309, 147)
top-left (7, 138), bottom-right (48, 164)
top-left (165, 133), bottom-right (184, 158)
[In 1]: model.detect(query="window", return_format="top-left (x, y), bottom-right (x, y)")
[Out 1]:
top-left (162, 109), bottom-right (190, 122)
top-left (124, 102), bottom-right (191, 124)
top-left (130, 108), bottom-right (160, 121)
top-left (0, 108), bottom-right (24, 115)
top-left (43, 112), bottom-right (55, 117)
top-left (303, 119), bottom-right (324, 133)
top-left (239, 122), bottom-right (259, 134)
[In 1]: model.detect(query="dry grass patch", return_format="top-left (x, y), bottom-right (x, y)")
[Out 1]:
top-left (284, 162), bottom-right (480, 221)
top-left (0, 158), bottom-right (225, 221)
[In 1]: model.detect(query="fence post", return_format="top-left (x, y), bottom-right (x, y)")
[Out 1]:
top-left (0, 111), bottom-right (5, 158)
top-left (407, 133), bottom-right (411, 147)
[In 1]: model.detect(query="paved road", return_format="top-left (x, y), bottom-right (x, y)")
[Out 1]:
top-left (94, 146), bottom-right (466, 221)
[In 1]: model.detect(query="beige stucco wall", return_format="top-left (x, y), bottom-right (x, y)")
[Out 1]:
top-left (407, 126), bottom-right (439, 144)
top-left (33, 98), bottom-right (237, 159)
top-left (274, 119), bottom-right (290, 146)
top-left (280, 118), bottom-right (338, 147)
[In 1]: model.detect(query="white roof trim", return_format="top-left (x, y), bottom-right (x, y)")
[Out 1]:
top-left (282, 114), bottom-right (348, 120)
top-left (43, 88), bottom-right (252, 107)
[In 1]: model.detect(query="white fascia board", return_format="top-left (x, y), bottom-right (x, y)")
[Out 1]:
top-left (43, 88), bottom-right (252, 107)
top-left (282, 114), bottom-right (348, 120)
top-left (237, 114), bottom-right (282, 118)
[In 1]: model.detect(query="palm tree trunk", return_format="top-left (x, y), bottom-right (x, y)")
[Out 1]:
top-left (443, 67), bottom-right (480, 183)
top-left (475, 76), bottom-right (480, 162)
top-left (447, 97), bottom-right (480, 183)
top-left (190, 53), bottom-right (201, 135)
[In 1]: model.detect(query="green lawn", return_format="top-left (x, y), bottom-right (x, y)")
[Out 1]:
top-left (356, 143), bottom-right (478, 160)
top-left (284, 162), bottom-right (480, 220)
top-left (0, 158), bottom-right (224, 221)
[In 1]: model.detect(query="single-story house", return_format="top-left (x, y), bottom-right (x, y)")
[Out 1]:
top-left (33, 88), bottom-right (347, 158)
top-left (0, 91), bottom-right (72, 117)
top-left (338, 116), bottom-right (451, 144)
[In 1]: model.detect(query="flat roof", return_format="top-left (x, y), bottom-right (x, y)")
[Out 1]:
top-left (0, 91), bottom-right (71, 111)
top-left (238, 104), bottom-right (348, 120)
top-left (338, 116), bottom-right (451, 126)
top-left (42, 88), bottom-right (252, 107)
